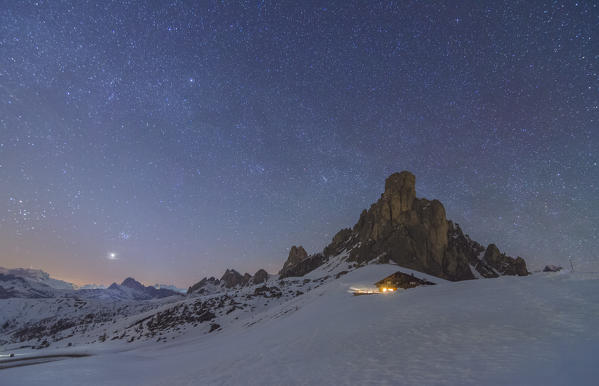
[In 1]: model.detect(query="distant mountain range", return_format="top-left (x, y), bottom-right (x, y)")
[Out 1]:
top-left (0, 267), bottom-right (183, 300)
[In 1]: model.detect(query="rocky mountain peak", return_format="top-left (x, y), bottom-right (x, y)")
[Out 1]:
top-left (294, 171), bottom-right (528, 281)
top-left (252, 269), bottom-right (268, 284)
top-left (278, 246), bottom-right (308, 275)
top-left (289, 246), bottom-right (308, 263)
top-left (383, 171), bottom-right (416, 214)
top-left (220, 269), bottom-right (246, 288)
top-left (121, 277), bottom-right (145, 291)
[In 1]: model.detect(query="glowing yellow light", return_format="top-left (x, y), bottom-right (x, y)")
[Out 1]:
top-left (382, 288), bottom-right (388, 292)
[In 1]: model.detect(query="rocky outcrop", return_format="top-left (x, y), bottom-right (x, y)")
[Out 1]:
top-left (482, 244), bottom-right (528, 276)
top-left (543, 265), bottom-right (562, 272)
top-left (188, 269), bottom-right (269, 294)
top-left (323, 228), bottom-right (355, 257)
top-left (446, 221), bottom-right (497, 278)
top-left (220, 269), bottom-right (247, 288)
top-left (252, 269), bottom-right (269, 284)
top-left (279, 246), bottom-right (308, 276)
top-left (348, 171), bottom-right (468, 280)
top-left (279, 246), bottom-right (329, 278)
top-left (187, 277), bottom-right (220, 295)
top-left (282, 171), bottom-right (528, 281)
top-left (279, 253), bottom-right (327, 278)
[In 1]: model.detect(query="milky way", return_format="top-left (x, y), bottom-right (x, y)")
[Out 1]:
top-left (1, 1), bottom-right (597, 286)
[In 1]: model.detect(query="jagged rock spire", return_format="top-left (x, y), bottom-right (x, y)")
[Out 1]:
top-left (319, 171), bottom-right (528, 281)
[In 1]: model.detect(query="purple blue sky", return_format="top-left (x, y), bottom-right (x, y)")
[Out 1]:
top-left (1, 1), bottom-right (597, 286)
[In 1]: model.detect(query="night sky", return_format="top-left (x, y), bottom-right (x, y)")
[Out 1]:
top-left (1, 1), bottom-right (597, 287)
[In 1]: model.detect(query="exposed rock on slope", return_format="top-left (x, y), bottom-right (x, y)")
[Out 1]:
top-left (279, 246), bottom-right (308, 275)
top-left (284, 171), bottom-right (528, 281)
top-left (482, 244), bottom-right (528, 276)
top-left (543, 265), bottom-right (562, 272)
top-left (188, 268), bottom-right (271, 294)
top-left (279, 246), bottom-right (326, 279)
top-left (252, 269), bottom-right (269, 284)
top-left (220, 269), bottom-right (246, 288)
top-left (187, 277), bottom-right (220, 295)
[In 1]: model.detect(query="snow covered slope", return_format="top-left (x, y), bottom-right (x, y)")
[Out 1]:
top-left (1, 266), bottom-right (597, 385)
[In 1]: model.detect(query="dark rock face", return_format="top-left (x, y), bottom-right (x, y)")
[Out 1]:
top-left (375, 271), bottom-right (435, 290)
top-left (252, 269), bottom-right (269, 284)
top-left (482, 244), bottom-right (528, 276)
top-left (188, 269), bottom-right (269, 294)
top-left (220, 269), bottom-right (246, 288)
top-left (323, 228), bottom-right (355, 258)
top-left (349, 171), bottom-right (468, 280)
top-left (341, 171), bottom-right (529, 281)
top-left (446, 221), bottom-right (497, 278)
top-left (279, 253), bottom-right (326, 278)
top-left (279, 246), bottom-right (308, 276)
top-left (242, 273), bottom-right (252, 286)
top-left (543, 265), bottom-right (563, 272)
top-left (282, 171), bottom-right (528, 281)
top-left (279, 245), bottom-right (329, 278)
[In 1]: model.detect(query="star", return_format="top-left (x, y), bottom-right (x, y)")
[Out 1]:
top-left (0, 1), bottom-right (595, 285)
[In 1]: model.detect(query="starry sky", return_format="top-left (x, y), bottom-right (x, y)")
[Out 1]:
top-left (1, 1), bottom-right (597, 287)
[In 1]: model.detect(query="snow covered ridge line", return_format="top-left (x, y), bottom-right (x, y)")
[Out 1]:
top-left (0, 269), bottom-right (184, 301)
top-left (0, 254), bottom-right (354, 351)
top-left (0, 250), bottom-right (385, 351)
top-left (4, 269), bottom-right (599, 385)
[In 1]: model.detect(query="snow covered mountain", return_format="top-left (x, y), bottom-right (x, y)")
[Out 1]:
top-left (0, 267), bottom-right (75, 299)
top-left (1, 257), bottom-right (597, 385)
top-left (0, 268), bottom-right (182, 302)
top-left (0, 267), bottom-right (76, 290)
top-left (1, 172), bottom-right (595, 384)
top-left (74, 278), bottom-right (184, 301)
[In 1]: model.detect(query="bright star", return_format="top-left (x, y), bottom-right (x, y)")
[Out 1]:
top-left (107, 252), bottom-right (118, 260)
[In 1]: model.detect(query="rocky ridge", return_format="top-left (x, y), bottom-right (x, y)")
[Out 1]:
top-left (279, 171), bottom-right (528, 281)
top-left (187, 268), bottom-right (271, 295)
